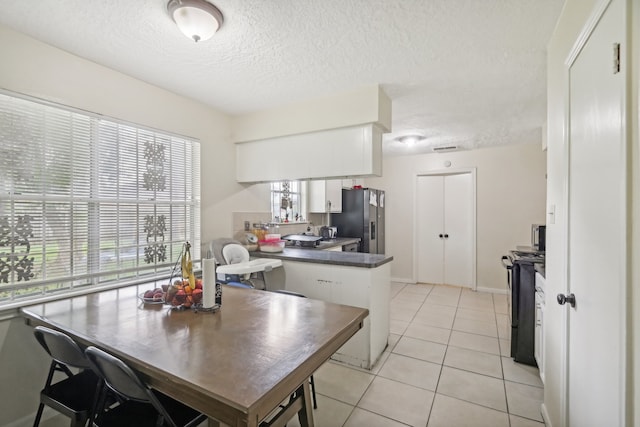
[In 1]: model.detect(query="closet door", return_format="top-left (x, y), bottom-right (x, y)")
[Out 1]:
top-left (416, 173), bottom-right (473, 288)
top-left (417, 176), bottom-right (444, 284)
top-left (443, 173), bottom-right (472, 287)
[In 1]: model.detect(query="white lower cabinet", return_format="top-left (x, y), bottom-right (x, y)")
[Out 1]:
top-left (280, 260), bottom-right (390, 369)
top-left (535, 272), bottom-right (545, 384)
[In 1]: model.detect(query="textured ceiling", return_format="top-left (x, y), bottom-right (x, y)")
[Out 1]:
top-left (0, 0), bottom-right (564, 156)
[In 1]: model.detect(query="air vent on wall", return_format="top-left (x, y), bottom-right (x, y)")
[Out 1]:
top-left (432, 145), bottom-right (460, 153)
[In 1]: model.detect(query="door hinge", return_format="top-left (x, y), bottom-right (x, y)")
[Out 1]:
top-left (613, 43), bottom-right (620, 74)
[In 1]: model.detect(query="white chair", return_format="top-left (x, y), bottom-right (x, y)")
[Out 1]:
top-left (209, 239), bottom-right (282, 290)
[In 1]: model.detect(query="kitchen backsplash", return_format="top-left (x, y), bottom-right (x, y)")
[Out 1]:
top-left (231, 212), bottom-right (327, 238)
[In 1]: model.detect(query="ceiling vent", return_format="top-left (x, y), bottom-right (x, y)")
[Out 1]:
top-left (432, 145), bottom-right (460, 153)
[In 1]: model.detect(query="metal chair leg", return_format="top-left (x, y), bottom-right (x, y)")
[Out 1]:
top-left (32, 402), bottom-right (45, 427)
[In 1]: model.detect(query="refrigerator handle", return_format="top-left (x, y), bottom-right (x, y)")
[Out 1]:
top-left (371, 221), bottom-right (376, 240)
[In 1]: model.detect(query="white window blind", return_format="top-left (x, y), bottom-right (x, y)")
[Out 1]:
top-left (0, 91), bottom-right (200, 304)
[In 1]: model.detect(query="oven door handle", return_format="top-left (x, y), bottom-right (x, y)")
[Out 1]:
top-left (501, 256), bottom-right (513, 270)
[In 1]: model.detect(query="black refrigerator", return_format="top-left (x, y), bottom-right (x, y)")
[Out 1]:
top-left (330, 188), bottom-right (385, 254)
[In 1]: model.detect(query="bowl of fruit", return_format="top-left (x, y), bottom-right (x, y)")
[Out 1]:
top-left (165, 278), bottom-right (203, 309)
top-left (139, 287), bottom-right (166, 305)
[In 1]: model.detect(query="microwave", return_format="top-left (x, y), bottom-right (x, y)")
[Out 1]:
top-left (532, 224), bottom-right (546, 251)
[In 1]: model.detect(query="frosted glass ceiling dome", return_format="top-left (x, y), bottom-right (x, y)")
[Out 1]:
top-left (167, 0), bottom-right (223, 43)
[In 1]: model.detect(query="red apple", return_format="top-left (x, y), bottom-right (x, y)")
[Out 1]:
top-left (192, 289), bottom-right (203, 303)
top-left (175, 290), bottom-right (186, 304)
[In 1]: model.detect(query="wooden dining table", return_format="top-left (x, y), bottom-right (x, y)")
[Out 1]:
top-left (20, 284), bottom-right (369, 427)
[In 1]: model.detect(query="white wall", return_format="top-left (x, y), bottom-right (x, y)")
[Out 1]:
top-left (364, 142), bottom-right (547, 292)
top-left (0, 24), bottom-right (270, 425)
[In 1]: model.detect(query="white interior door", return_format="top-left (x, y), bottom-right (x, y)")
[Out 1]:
top-left (443, 173), bottom-right (473, 287)
top-left (417, 175), bottom-right (444, 284)
top-left (416, 172), bottom-right (473, 288)
top-left (566, 0), bottom-right (625, 424)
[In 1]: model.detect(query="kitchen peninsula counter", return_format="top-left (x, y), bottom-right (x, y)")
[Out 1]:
top-left (254, 247), bottom-right (393, 268)
top-left (253, 248), bottom-right (392, 370)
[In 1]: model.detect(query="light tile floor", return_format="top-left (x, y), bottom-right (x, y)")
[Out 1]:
top-left (289, 282), bottom-right (545, 427)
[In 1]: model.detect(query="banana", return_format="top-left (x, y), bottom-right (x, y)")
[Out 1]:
top-left (181, 242), bottom-right (196, 289)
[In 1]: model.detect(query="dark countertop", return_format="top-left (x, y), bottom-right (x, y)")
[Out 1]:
top-left (254, 247), bottom-right (393, 268)
top-left (286, 237), bottom-right (361, 250)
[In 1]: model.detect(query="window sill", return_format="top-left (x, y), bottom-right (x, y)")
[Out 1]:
top-left (272, 221), bottom-right (309, 225)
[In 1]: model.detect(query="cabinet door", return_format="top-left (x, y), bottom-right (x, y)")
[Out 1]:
top-left (326, 180), bottom-right (342, 212)
top-left (308, 180), bottom-right (342, 212)
top-left (308, 180), bottom-right (327, 213)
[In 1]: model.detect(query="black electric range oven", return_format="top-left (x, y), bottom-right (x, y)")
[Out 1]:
top-left (501, 247), bottom-right (544, 366)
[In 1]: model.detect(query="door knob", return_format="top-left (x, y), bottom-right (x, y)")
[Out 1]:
top-left (557, 293), bottom-right (576, 308)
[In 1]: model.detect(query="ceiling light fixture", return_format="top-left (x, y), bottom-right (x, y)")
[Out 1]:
top-left (167, 0), bottom-right (224, 43)
top-left (396, 135), bottom-right (425, 146)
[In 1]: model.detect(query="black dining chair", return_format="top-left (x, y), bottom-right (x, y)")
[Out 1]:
top-left (84, 346), bottom-right (207, 427)
top-left (270, 289), bottom-right (318, 410)
top-left (32, 326), bottom-right (102, 427)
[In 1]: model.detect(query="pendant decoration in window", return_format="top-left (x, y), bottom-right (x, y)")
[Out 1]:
top-left (143, 214), bottom-right (167, 264)
top-left (0, 215), bottom-right (35, 283)
top-left (281, 181), bottom-right (292, 209)
top-left (143, 140), bottom-right (166, 191)
top-left (142, 140), bottom-right (168, 264)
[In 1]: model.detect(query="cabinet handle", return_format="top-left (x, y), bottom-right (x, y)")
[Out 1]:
top-left (444, 234), bottom-right (449, 239)
top-left (438, 234), bottom-right (443, 238)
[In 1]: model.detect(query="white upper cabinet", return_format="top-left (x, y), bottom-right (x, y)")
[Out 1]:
top-left (235, 124), bottom-right (383, 183)
top-left (308, 180), bottom-right (342, 213)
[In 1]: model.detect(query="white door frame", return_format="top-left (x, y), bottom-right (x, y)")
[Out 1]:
top-left (413, 168), bottom-right (477, 290)
top-left (560, 0), bottom-right (629, 424)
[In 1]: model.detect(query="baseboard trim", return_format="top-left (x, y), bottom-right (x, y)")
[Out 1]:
top-left (6, 407), bottom-right (59, 427)
top-left (476, 286), bottom-right (508, 295)
top-left (541, 402), bottom-right (552, 427)
top-left (390, 277), bottom-right (415, 284)
top-left (392, 280), bottom-right (509, 295)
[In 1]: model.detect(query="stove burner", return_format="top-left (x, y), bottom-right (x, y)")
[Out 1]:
top-left (510, 250), bottom-right (545, 263)
top-left (512, 251), bottom-right (545, 259)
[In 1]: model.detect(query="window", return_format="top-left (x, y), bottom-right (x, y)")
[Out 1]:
top-left (0, 91), bottom-right (200, 305)
top-left (270, 181), bottom-right (306, 222)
